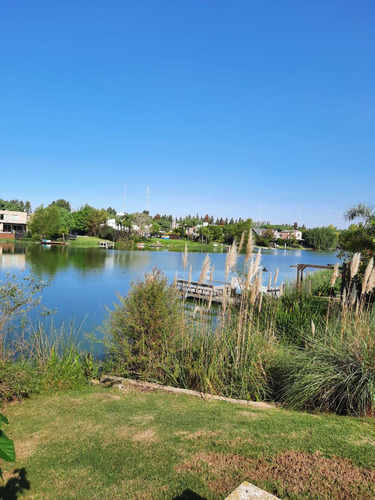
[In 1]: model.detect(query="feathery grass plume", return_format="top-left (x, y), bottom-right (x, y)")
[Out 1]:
top-left (245, 230), bottom-right (253, 263)
top-left (350, 284), bottom-right (357, 306)
top-left (330, 263), bottom-right (339, 288)
top-left (238, 231), bottom-right (245, 252)
top-left (341, 288), bottom-right (347, 307)
top-left (258, 292), bottom-right (263, 312)
top-left (311, 320), bottom-right (316, 336)
top-left (207, 296), bottom-right (212, 310)
top-left (256, 269), bottom-right (263, 292)
top-left (245, 258), bottom-right (254, 290)
top-left (187, 265), bottom-right (192, 287)
top-left (222, 286), bottom-right (227, 314)
top-left (250, 269), bottom-right (262, 305)
top-left (268, 273), bottom-right (272, 290)
top-left (254, 248), bottom-right (262, 274)
top-left (173, 271), bottom-right (178, 288)
top-left (366, 267), bottom-right (375, 294)
top-left (209, 265), bottom-right (215, 284)
top-left (182, 243), bottom-right (188, 271)
top-left (361, 257), bottom-right (373, 295)
top-left (225, 240), bottom-right (238, 279)
top-left (198, 254), bottom-right (211, 285)
top-left (273, 267), bottom-right (279, 286)
top-left (250, 276), bottom-right (257, 304)
top-left (350, 252), bottom-right (361, 278)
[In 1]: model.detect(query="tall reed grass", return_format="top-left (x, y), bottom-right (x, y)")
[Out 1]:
top-left (106, 251), bottom-right (375, 416)
top-left (0, 274), bottom-right (96, 401)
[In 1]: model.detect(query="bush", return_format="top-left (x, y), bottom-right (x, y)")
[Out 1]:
top-left (106, 269), bottom-right (185, 380)
top-left (275, 314), bottom-right (375, 416)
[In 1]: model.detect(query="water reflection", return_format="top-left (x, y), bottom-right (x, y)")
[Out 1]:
top-left (25, 245), bottom-right (108, 277)
top-left (0, 243), bottom-right (341, 342)
top-left (0, 242), bottom-right (26, 269)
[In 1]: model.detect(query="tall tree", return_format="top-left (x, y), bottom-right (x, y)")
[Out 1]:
top-left (304, 227), bottom-right (338, 251)
top-left (50, 199), bottom-right (71, 212)
top-left (29, 205), bottom-right (75, 239)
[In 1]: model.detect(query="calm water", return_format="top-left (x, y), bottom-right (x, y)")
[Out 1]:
top-left (0, 242), bottom-right (340, 345)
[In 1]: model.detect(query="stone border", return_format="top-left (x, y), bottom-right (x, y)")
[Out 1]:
top-left (226, 481), bottom-right (280, 499)
top-left (96, 375), bottom-right (276, 410)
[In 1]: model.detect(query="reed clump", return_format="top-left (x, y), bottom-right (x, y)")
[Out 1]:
top-left (0, 274), bottom-right (96, 401)
top-left (106, 252), bottom-right (375, 416)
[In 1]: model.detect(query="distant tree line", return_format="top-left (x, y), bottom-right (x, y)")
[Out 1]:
top-left (4, 196), bottom-right (373, 255)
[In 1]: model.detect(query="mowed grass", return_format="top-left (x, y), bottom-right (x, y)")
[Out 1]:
top-left (2, 384), bottom-right (375, 500)
top-left (69, 236), bottom-right (111, 247)
top-left (145, 238), bottom-right (219, 252)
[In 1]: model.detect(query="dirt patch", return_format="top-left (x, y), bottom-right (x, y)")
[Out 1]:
top-left (16, 434), bottom-right (42, 460)
top-left (238, 410), bottom-right (266, 420)
top-left (90, 391), bottom-right (122, 401)
top-left (177, 451), bottom-right (375, 499)
top-left (132, 429), bottom-right (158, 443)
top-left (129, 414), bottom-right (155, 425)
top-left (350, 437), bottom-right (375, 447)
top-left (279, 430), bottom-right (310, 439)
top-left (185, 430), bottom-right (220, 440)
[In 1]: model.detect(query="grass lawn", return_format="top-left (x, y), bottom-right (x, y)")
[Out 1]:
top-left (145, 238), bottom-right (220, 252)
top-left (2, 383), bottom-right (375, 500)
top-left (69, 236), bottom-right (112, 247)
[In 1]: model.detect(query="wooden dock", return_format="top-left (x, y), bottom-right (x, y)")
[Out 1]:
top-left (176, 279), bottom-right (234, 303)
top-left (98, 241), bottom-right (114, 249)
top-left (177, 279), bottom-right (283, 303)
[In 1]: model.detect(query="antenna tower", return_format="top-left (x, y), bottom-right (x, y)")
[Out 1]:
top-left (146, 185), bottom-right (149, 212)
top-left (124, 182), bottom-right (127, 214)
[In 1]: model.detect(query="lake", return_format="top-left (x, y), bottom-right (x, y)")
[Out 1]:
top-left (0, 242), bottom-right (340, 346)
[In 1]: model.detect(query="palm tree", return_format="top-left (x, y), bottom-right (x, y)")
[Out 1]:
top-left (344, 203), bottom-right (375, 230)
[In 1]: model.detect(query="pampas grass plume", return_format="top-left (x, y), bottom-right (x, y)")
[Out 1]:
top-left (245, 230), bottom-right (253, 263)
top-left (351, 252), bottom-right (361, 279)
top-left (366, 267), bottom-right (375, 294)
top-left (273, 267), bottom-right (279, 286)
top-left (330, 263), bottom-right (339, 288)
top-left (182, 243), bottom-right (188, 271)
top-left (238, 231), bottom-right (245, 252)
top-left (198, 254), bottom-right (211, 285)
top-left (361, 257), bottom-right (373, 295)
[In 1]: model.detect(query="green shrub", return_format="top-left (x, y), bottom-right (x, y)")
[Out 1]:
top-left (274, 288), bottom-right (330, 345)
top-left (106, 268), bottom-right (185, 380)
top-left (275, 314), bottom-right (375, 416)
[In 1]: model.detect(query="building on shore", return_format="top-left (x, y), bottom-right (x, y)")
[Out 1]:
top-left (0, 210), bottom-right (28, 239)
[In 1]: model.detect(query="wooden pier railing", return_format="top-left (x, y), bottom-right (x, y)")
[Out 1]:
top-left (176, 279), bottom-right (233, 303)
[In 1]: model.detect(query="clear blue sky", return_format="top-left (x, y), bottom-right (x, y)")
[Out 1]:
top-left (1, 0), bottom-right (374, 228)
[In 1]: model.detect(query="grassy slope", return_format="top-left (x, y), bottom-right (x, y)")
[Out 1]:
top-left (69, 236), bottom-right (111, 247)
top-left (145, 238), bottom-right (217, 252)
top-left (2, 385), bottom-right (375, 500)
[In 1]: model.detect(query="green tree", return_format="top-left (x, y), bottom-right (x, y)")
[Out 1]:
top-left (50, 199), bottom-right (71, 212)
top-left (87, 209), bottom-right (107, 237)
top-left (132, 212), bottom-right (152, 236)
top-left (106, 207), bottom-right (117, 216)
top-left (151, 221), bottom-right (161, 235)
top-left (0, 199), bottom-right (31, 213)
top-left (304, 226), bottom-right (338, 251)
top-left (340, 203), bottom-right (375, 253)
top-left (71, 205), bottom-right (95, 235)
top-left (198, 225), bottom-right (223, 243)
top-left (222, 219), bottom-right (253, 244)
top-left (29, 206), bottom-right (75, 240)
